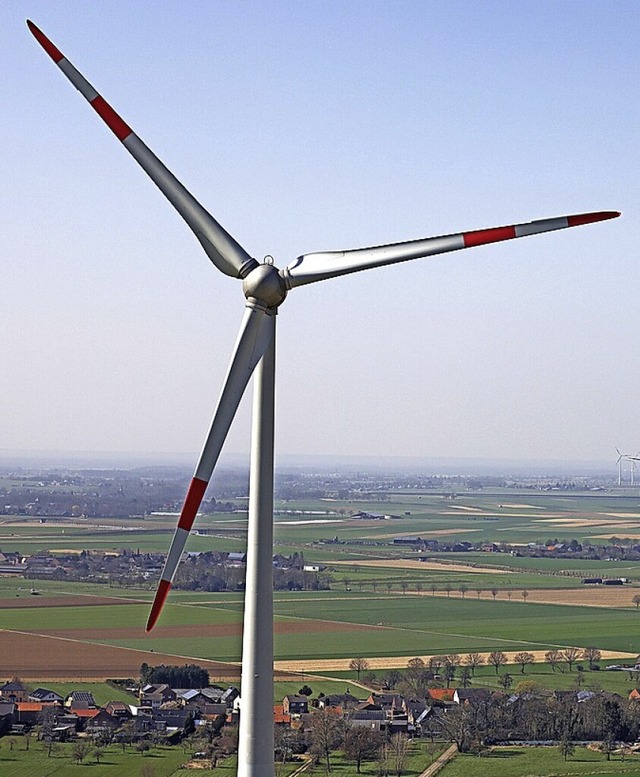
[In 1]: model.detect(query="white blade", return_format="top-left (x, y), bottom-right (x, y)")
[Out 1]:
top-left (146, 304), bottom-right (274, 630)
top-left (282, 211), bottom-right (620, 288)
top-left (27, 20), bottom-right (257, 280)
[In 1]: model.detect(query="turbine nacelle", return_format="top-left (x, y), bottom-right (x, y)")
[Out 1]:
top-left (243, 262), bottom-right (287, 309)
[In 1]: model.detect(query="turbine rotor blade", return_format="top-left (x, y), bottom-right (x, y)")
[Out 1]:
top-left (146, 304), bottom-right (274, 631)
top-left (282, 211), bottom-right (620, 288)
top-left (27, 20), bottom-right (257, 280)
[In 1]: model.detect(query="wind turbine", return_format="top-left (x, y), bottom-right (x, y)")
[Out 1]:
top-left (28, 20), bottom-right (620, 777)
top-left (616, 447), bottom-right (624, 486)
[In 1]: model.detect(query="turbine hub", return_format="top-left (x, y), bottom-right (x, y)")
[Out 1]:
top-left (242, 263), bottom-right (287, 309)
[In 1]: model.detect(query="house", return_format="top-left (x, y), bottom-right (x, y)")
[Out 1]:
top-left (85, 709), bottom-right (120, 736)
top-left (0, 702), bottom-right (16, 734)
top-left (222, 687), bottom-right (240, 707)
top-left (283, 695), bottom-right (308, 716)
top-left (65, 691), bottom-right (97, 710)
top-left (273, 704), bottom-right (291, 726)
top-left (348, 705), bottom-right (386, 731)
top-left (140, 684), bottom-right (176, 709)
top-left (15, 702), bottom-right (46, 725)
top-left (104, 701), bottom-right (132, 719)
top-left (152, 708), bottom-right (192, 733)
top-left (317, 692), bottom-right (361, 711)
top-left (29, 688), bottom-right (64, 704)
top-left (453, 688), bottom-right (492, 705)
top-left (427, 688), bottom-right (455, 703)
top-left (0, 680), bottom-right (29, 703)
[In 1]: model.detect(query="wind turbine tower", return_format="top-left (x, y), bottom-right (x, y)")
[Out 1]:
top-left (28, 20), bottom-right (620, 777)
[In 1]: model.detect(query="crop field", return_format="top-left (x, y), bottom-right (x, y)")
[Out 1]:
top-left (3, 490), bottom-right (640, 683)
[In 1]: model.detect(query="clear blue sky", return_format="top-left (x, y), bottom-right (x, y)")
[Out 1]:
top-left (3, 0), bottom-right (637, 464)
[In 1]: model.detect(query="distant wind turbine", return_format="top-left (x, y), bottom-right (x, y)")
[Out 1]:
top-left (28, 19), bottom-right (621, 777)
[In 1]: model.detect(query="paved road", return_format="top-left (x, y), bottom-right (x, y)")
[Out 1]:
top-left (418, 744), bottom-right (458, 777)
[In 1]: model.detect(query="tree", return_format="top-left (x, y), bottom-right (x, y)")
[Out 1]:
top-left (405, 657), bottom-right (429, 697)
top-left (72, 741), bottom-right (92, 764)
top-left (430, 584), bottom-right (437, 597)
top-left (444, 583), bottom-right (452, 598)
top-left (488, 651), bottom-right (507, 675)
top-left (299, 684), bottom-right (313, 696)
top-left (583, 646), bottom-right (602, 669)
top-left (459, 666), bottom-right (472, 688)
top-left (475, 588), bottom-right (483, 600)
top-left (559, 733), bottom-right (575, 761)
top-left (93, 747), bottom-right (105, 764)
top-left (386, 733), bottom-right (410, 777)
top-left (383, 670), bottom-right (402, 690)
top-left (459, 583), bottom-right (468, 599)
top-left (513, 651), bottom-right (535, 674)
top-left (400, 581), bottom-right (408, 595)
top-left (308, 709), bottom-right (345, 772)
top-left (343, 727), bottom-right (384, 773)
top-left (521, 590), bottom-right (529, 603)
top-left (349, 658), bottom-right (370, 681)
top-left (499, 672), bottom-right (513, 689)
top-left (633, 594), bottom-right (640, 610)
top-left (465, 653), bottom-right (484, 675)
top-left (562, 647), bottom-right (581, 672)
top-left (545, 649), bottom-right (562, 673)
top-left (490, 588), bottom-right (498, 601)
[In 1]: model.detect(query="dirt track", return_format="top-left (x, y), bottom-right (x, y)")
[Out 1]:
top-left (333, 559), bottom-right (511, 574)
top-left (441, 587), bottom-right (640, 608)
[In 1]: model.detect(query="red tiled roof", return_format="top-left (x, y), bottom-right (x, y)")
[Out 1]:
top-left (428, 688), bottom-right (455, 702)
top-left (72, 708), bottom-right (100, 718)
top-left (16, 702), bottom-right (44, 712)
top-left (273, 704), bottom-right (291, 724)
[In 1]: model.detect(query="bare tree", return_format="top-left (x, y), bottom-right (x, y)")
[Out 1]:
top-left (71, 741), bottom-right (92, 764)
top-left (385, 733), bottom-right (410, 777)
top-left (513, 651), bottom-right (535, 674)
top-left (582, 646), bottom-right (602, 669)
top-left (633, 594), bottom-right (640, 610)
top-left (349, 658), bottom-right (370, 681)
top-left (400, 581), bottom-right (408, 595)
top-left (562, 647), bottom-right (581, 672)
top-left (487, 651), bottom-right (507, 675)
top-left (490, 588), bottom-right (498, 601)
top-left (444, 582), bottom-right (452, 598)
top-left (464, 652), bottom-right (484, 675)
top-left (545, 649), bottom-right (562, 673)
top-left (308, 709), bottom-right (345, 773)
top-left (521, 590), bottom-right (529, 603)
top-left (343, 727), bottom-right (384, 773)
top-left (475, 588), bottom-right (483, 600)
top-left (459, 583), bottom-right (468, 599)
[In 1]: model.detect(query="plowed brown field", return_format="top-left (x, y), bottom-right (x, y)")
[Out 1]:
top-left (0, 629), bottom-right (295, 682)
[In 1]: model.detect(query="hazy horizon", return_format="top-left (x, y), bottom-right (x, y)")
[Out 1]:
top-left (5, 1), bottom-right (637, 465)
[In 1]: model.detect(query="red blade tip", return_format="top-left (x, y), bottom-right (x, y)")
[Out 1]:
top-left (27, 20), bottom-right (64, 63)
top-left (567, 211), bottom-right (621, 226)
top-left (146, 579), bottom-right (171, 632)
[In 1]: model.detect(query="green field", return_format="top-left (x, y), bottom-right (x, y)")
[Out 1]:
top-left (441, 746), bottom-right (640, 777)
top-left (3, 490), bottom-right (640, 681)
top-left (0, 741), bottom-right (191, 777)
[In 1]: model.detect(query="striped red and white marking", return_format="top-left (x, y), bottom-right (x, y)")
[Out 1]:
top-left (146, 477), bottom-right (208, 632)
top-left (28, 21), bottom-right (133, 142)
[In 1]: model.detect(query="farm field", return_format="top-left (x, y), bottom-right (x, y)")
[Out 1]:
top-left (440, 746), bottom-right (640, 777)
top-left (3, 490), bottom-right (640, 683)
